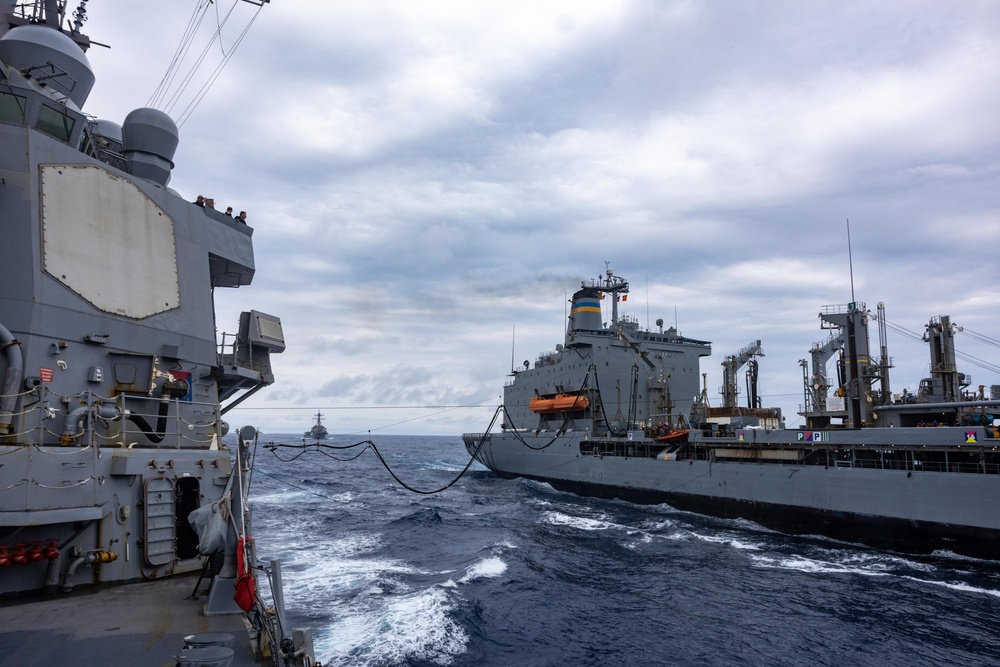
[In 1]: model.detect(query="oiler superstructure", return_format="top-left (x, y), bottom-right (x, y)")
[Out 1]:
top-left (1, 4), bottom-right (314, 665)
top-left (501, 267), bottom-right (713, 439)
top-left (465, 266), bottom-right (1000, 560)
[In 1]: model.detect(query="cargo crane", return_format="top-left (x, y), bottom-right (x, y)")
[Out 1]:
top-left (720, 340), bottom-right (763, 409)
top-left (800, 331), bottom-right (845, 420)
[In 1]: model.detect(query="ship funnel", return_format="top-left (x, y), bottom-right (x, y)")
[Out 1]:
top-left (568, 287), bottom-right (603, 334)
top-left (122, 108), bottom-right (178, 186)
top-left (0, 24), bottom-right (95, 108)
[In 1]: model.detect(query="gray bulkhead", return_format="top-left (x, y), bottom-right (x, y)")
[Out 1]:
top-left (504, 327), bottom-right (710, 433)
top-left (0, 28), bottom-right (279, 595)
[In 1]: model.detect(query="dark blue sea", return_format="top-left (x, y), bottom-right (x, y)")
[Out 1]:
top-left (245, 434), bottom-right (1000, 667)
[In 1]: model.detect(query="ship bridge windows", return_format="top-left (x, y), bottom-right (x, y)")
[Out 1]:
top-left (0, 91), bottom-right (27, 123)
top-left (36, 104), bottom-right (75, 142)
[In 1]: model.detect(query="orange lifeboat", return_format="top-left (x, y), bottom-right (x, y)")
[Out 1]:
top-left (655, 428), bottom-right (690, 443)
top-left (529, 397), bottom-right (557, 413)
top-left (529, 394), bottom-right (590, 413)
top-left (553, 394), bottom-right (590, 411)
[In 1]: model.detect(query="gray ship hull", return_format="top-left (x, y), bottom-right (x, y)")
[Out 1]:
top-left (465, 425), bottom-right (1000, 560)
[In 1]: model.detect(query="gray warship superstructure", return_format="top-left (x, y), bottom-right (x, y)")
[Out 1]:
top-left (305, 411), bottom-right (328, 439)
top-left (1, 3), bottom-right (315, 665)
top-left (464, 266), bottom-right (1000, 560)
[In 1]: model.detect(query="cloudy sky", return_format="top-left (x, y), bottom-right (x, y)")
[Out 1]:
top-left (80, 0), bottom-right (1000, 436)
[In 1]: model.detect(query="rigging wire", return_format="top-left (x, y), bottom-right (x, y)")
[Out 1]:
top-left (267, 441), bottom-right (372, 463)
top-left (174, 1), bottom-right (265, 127)
top-left (227, 399), bottom-right (498, 411)
top-left (147, 1), bottom-right (211, 108)
top-left (226, 399), bottom-right (499, 440)
top-left (883, 319), bottom-right (924, 343)
top-left (961, 328), bottom-right (1000, 349)
top-left (354, 399), bottom-right (498, 435)
top-left (954, 351), bottom-right (1000, 376)
top-left (215, 0), bottom-right (227, 57)
top-left (262, 406), bottom-right (503, 496)
top-left (498, 404), bottom-right (572, 451)
top-left (884, 319), bottom-right (1000, 376)
top-left (253, 468), bottom-right (353, 502)
top-left (498, 370), bottom-right (595, 451)
top-left (164, 0), bottom-right (240, 117)
top-left (145, 0), bottom-right (266, 127)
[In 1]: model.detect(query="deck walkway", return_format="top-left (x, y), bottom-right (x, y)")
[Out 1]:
top-left (0, 574), bottom-right (264, 666)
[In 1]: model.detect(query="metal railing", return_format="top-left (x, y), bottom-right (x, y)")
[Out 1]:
top-left (1, 386), bottom-right (222, 449)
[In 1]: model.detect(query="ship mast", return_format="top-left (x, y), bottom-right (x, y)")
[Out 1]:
top-left (2, 1), bottom-right (92, 50)
top-left (600, 262), bottom-right (629, 325)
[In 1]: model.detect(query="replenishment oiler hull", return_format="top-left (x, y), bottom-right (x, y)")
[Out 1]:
top-left (0, 5), bottom-right (316, 665)
top-left (464, 266), bottom-right (1000, 560)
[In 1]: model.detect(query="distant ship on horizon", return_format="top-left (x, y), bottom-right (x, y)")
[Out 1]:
top-left (305, 411), bottom-right (329, 439)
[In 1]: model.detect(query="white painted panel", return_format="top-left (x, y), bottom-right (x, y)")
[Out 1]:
top-left (42, 164), bottom-right (180, 318)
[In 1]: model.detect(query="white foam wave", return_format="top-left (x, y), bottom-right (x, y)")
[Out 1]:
top-left (316, 587), bottom-right (468, 666)
top-left (542, 511), bottom-right (615, 531)
top-left (930, 548), bottom-right (999, 566)
top-left (749, 553), bottom-right (1000, 597)
top-left (253, 529), bottom-right (382, 565)
top-left (835, 551), bottom-right (936, 573)
top-left (286, 553), bottom-right (416, 600)
top-left (253, 484), bottom-right (356, 506)
top-left (729, 517), bottom-right (777, 534)
top-left (643, 518), bottom-right (676, 532)
top-left (749, 553), bottom-right (891, 577)
top-left (901, 576), bottom-right (1000, 598)
top-left (426, 459), bottom-right (465, 472)
top-left (662, 531), bottom-right (691, 541)
top-left (251, 488), bottom-right (307, 504)
top-left (691, 532), bottom-right (763, 551)
top-left (326, 532), bottom-right (382, 558)
top-left (457, 556), bottom-right (508, 584)
top-left (522, 479), bottom-right (557, 494)
top-left (272, 533), bottom-right (417, 602)
top-left (625, 533), bottom-right (654, 550)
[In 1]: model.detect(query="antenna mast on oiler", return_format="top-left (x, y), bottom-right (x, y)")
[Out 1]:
top-left (510, 324), bottom-right (516, 374)
top-left (847, 218), bottom-right (856, 303)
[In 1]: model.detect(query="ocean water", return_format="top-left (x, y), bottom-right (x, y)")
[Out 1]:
top-left (246, 434), bottom-right (1000, 667)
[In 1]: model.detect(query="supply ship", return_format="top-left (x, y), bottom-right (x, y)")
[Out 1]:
top-left (464, 265), bottom-right (1000, 560)
top-left (0, 3), bottom-right (316, 664)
